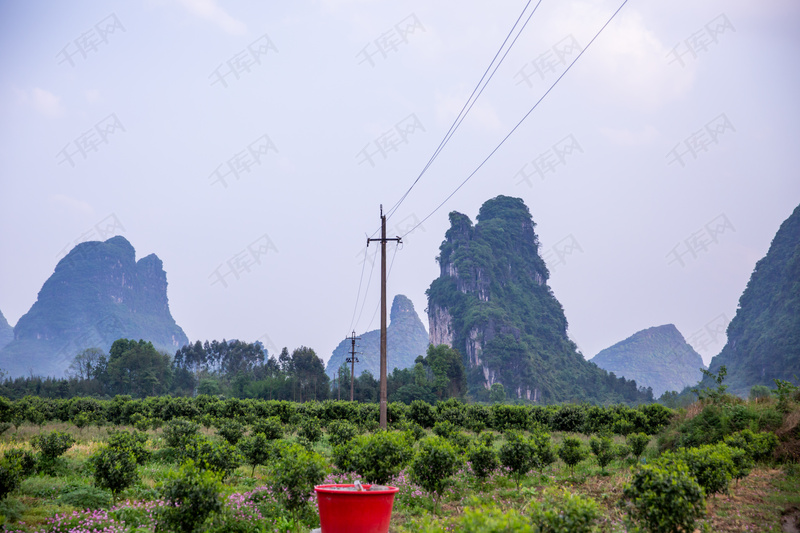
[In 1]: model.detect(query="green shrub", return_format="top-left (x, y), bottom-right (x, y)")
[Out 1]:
top-left (623, 461), bottom-right (706, 533)
top-left (0, 457), bottom-right (22, 501)
top-left (58, 485), bottom-right (113, 509)
top-left (252, 417), bottom-right (283, 440)
top-left (238, 432), bottom-right (274, 476)
top-left (467, 441), bottom-right (498, 481)
top-left (90, 446), bottom-right (139, 502)
top-left (183, 438), bottom-right (243, 480)
top-left (107, 430), bottom-right (150, 465)
top-left (723, 428), bottom-right (778, 462)
top-left (588, 435), bottom-right (616, 473)
top-left (749, 385), bottom-right (772, 401)
top-left (438, 505), bottom-right (533, 532)
top-left (499, 431), bottom-right (537, 488)
top-left (529, 487), bottom-right (600, 533)
top-left (298, 417), bottom-right (322, 443)
top-left (410, 436), bottom-right (462, 514)
top-left (530, 430), bottom-right (557, 475)
top-left (409, 400), bottom-right (436, 428)
top-left (339, 431), bottom-right (414, 484)
top-left (326, 419), bottom-right (358, 447)
top-left (216, 419), bottom-right (245, 446)
top-left (163, 418), bottom-right (200, 449)
top-left (432, 420), bottom-right (457, 439)
top-left (665, 444), bottom-right (735, 496)
top-left (550, 405), bottom-right (585, 433)
top-left (157, 461), bottom-right (223, 533)
top-left (31, 430), bottom-right (75, 461)
top-left (558, 436), bottom-right (588, 477)
top-left (2, 449), bottom-right (38, 477)
top-left (627, 433), bottom-right (650, 460)
top-left (267, 442), bottom-right (326, 518)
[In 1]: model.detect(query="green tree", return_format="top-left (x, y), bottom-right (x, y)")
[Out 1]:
top-left (499, 431), bottom-right (537, 488)
top-left (238, 432), bottom-right (273, 476)
top-left (157, 461), bottom-right (223, 533)
top-left (489, 383), bottom-right (506, 403)
top-left (410, 436), bottom-right (462, 515)
top-left (91, 446), bottom-right (138, 503)
top-left (105, 339), bottom-right (173, 397)
top-left (268, 443), bottom-right (326, 520)
top-left (558, 436), bottom-right (588, 477)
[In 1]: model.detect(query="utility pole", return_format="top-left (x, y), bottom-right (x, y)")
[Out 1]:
top-left (346, 331), bottom-right (360, 402)
top-left (367, 205), bottom-right (401, 429)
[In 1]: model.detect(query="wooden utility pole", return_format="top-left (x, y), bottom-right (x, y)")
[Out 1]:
top-left (346, 331), bottom-right (360, 402)
top-left (367, 205), bottom-right (401, 429)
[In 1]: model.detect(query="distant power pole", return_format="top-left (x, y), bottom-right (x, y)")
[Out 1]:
top-left (346, 331), bottom-right (360, 402)
top-left (367, 205), bottom-right (401, 430)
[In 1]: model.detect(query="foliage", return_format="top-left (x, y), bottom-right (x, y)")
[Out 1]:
top-left (409, 436), bottom-right (462, 514)
top-left (157, 460), bottom-right (223, 533)
top-left (251, 416), bottom-right (283, 440)
top-left (107, 430), bottom-right (150, 465)
top-left (627, 432), bottom-right (650, 460)
top-left (528, 487), bottom-right (600, 533)
top-left (467, 440), bottom-right (499, 480)
top-left (326, 419), bottom-right (358, 447)
top-left (558, 436), bottom-right (588, 477)
top-left (749, 385), bottom-right (772, 401)
top-left (183, 437), bottom-right (243, 480)
top-left (663, 444), bottom-right (736, 496)
top-left (337, 431), bottom-right (414, 484)
top-left (163, 418), bottom-right (200, 449)
top-left (58, 485), bottom-right (113, 509)
top-left (237, 432), bottom-right (274, 475)
top-left (90, 446), bottom-right (139, 502)
top-left (216, 419), bottom-right (245, 445)
top-left (31, 430), bottom-right (75, 461)
top-left (723, 428), bottom-right (778, 462)
top-left (623, 461), bottom-right (706, 533)
top-left (0, 455), bottom-right (22, 501)
top-left (588, 435), bottom-right (617, 473)
top-left (267, 442), bottom-right (326, 517)
top-left (499, 430), bottom-right (537, 488)
top-left (773, 378), bottom-right (799, 412)
top-left (298, 417), bottom-right (322, 443)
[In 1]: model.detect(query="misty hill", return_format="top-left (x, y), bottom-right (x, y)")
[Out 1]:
top-left (0, 236), bottom-right (188, 378)
top-left (703, 204), bottom-right (800, 397)
top-left (427, 196), bottom-right (651, 404)
top-left (590, 324), bottom-right (705, 398)
top-left (0, 309), bottom-right (13, 351)
top-left (326, 295), bottom-right (429, 379)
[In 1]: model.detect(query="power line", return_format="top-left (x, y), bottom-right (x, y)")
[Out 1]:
top-left (366, 243), bottom-right (399, 332)
top-left (386, 0), bottom-right (541, 223)
top-left (346, 241), bottom-right (370, 335)
top-left (397, 0), bottom-right (630, 239)
top-left (354, 243), bottom-right (379, 331)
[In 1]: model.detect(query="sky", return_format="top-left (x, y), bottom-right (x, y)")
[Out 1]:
top-left (1, 0), bottom-right (798, 369)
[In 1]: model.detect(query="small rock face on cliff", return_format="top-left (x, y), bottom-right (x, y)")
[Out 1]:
top-left (590, 324), bottom-right (705, 397)
top-left (326, 295), bottom-right (429, 379)
top-left (427, 196), bottom-right (650, 404)
top-left (0, 310), bottom-right (13, 351)
top-left (0, 236), bottom-right (188, 377)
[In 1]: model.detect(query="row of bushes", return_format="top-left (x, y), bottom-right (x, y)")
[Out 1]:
top-left (0, 396), bottom-right (674, 436)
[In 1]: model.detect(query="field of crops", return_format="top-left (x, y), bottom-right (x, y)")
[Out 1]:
top-left (0, 393), bottom-right (798, 532)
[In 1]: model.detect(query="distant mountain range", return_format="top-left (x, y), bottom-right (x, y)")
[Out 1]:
top-left (325, 295), bottom-right (429, 380)
top-left (0, 236), bottom-right (188, 378)
top-left (702, 204), bottom-right (800, 396)
top-left (426, 196), bottom-right (651, 404)
top-left (590, 324), bottom-right (705, 398)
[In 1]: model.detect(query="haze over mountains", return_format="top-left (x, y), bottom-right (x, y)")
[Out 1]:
top-left (590, 324), bottom-right (705, 398)
top-left (0, 309), bottom-right (13, 352)
top-left (325, 294), bottom-right (429, 380)
top-left (0, 236), bottom-right (187, 378)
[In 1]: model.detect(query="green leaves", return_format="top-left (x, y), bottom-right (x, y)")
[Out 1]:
top-left (410, 436), bottom-right (461, 513)
top-left (267, 443), bottom-right (326, 515)
top-left (334, 431), bottom-right (414, 484)
top-left (91, 446), bottom-right (139, 501)
top-left (623, 461), bottom-right (706, 533)
top-left (557, 436), bottom-right (588, 477)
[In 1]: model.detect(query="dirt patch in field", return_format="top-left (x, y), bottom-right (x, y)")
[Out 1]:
top-left (706, 468), bottom-right (783, 532)
top-left (781, 507), bottom-right (800, 533)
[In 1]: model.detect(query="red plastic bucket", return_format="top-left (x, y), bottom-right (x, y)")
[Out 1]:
top-left (315, 484), bottom-right (399, 533)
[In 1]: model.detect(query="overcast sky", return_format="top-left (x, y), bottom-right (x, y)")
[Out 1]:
top-left (1, 0), bottom-right (798, 369)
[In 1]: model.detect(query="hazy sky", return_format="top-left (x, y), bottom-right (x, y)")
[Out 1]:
top-left (1, 0), bottom-right (798, 368)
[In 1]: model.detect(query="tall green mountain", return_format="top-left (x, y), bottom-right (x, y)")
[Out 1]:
top-left (0, 236), bottom-right (188, 378)
top-left (325, 294), bottom-right (429, 379)
top-left (704, 204), bottom-right (800, 397)
top-left (590, 324), bottom-right (705, 398)
top-left (426, 196), bottom-right (650, 404)
top-left (0, 309), bottom-right (13, 351)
